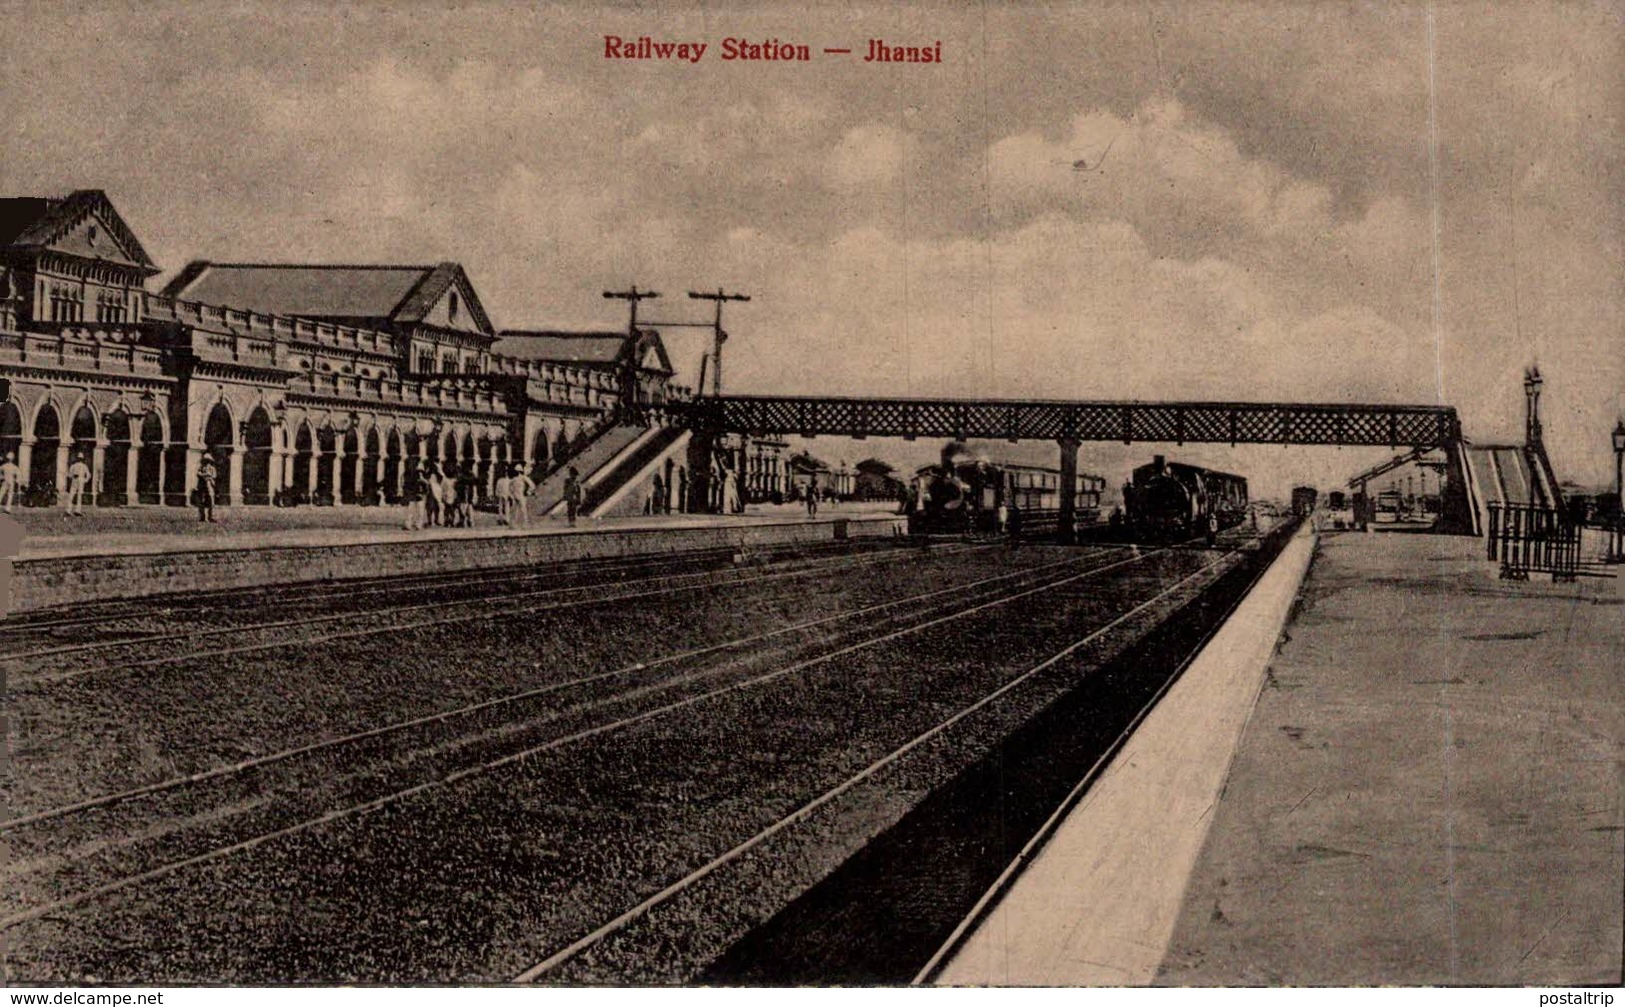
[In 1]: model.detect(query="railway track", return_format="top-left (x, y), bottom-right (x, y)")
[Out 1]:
top-left (6, 532), bottom-right (1271, 983)
top-left (2, 544), bottom-right (1167, 931)
top-left (514, 550), bottom-right (1238, 982)
top-left (4, 539), bottom-right (989, 681)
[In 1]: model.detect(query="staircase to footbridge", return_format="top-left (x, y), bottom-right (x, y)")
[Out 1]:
top-left (670, 395), bottom-right (1475, 537)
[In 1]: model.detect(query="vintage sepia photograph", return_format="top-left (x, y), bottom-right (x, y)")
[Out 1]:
top-left (0, 0), bottom-right (1620, 991)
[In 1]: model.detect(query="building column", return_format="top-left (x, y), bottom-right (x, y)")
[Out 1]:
top-left (52, 439), bottom-right (70, 494)
top-left (1057, 437), bottom-right (1080, 544)
top-left (268, 432), bottom-right (286, 503)
top-left (183, 444), bottom-right (203, 508)
top-left (125, 433), bottom-right (142, 505)
top-left (352, 439), bottom-right (367, 503)
top-left (330, 437), bottom-right (346, 504)
top-left (227, 445), bottom-right (244, 507)
top-left (92, 438), bottom-right (108, 504)
top-left (17, 438), bottom-right (34, 491)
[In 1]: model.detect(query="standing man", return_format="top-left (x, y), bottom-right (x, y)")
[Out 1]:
top-left (402, 467), bottom-right (425, 530)
top-left (510, 463), bottom-right (535, 528)
top-left (563, 466), bottom-right (581, 526)
top-left (65, 453), bottom-right (92, 516)
top-left (1206, 511), bottom-right (1219, 549)
top-left (0, 451), bottom-right (21, 512)
top-left (806, 473), bottom-right (819, 517)
top-left (494, 466), bottom-right (512, 525)
top-left (651, 472), bottom-right (666, 517)
top-left (196, 456), bottom-right (218, 523)
top-left (456, 463), bottom-right (478, 527)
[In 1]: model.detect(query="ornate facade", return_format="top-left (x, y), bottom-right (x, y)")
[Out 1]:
top-left (0, 190), bottom-right (685, 507)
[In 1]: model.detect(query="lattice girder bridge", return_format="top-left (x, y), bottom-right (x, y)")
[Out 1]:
top-left (673, 395), bottom-right (1471, 536)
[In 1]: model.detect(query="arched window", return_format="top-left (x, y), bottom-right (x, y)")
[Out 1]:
top-left (448, 291), bottom-right (459, 322)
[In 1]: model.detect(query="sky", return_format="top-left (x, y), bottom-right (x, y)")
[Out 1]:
top-left (3, 0), bottom-right (1620, 495)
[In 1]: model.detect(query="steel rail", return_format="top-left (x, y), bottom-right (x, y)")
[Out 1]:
top-left (2, 546), bottom-right (1094, 834)
top-left (1, 545), bottom-right (1186, 932)
top-left (9, 542), bottom-right (992, 683)
top-left (511, 549), bottom-right (1238, 982)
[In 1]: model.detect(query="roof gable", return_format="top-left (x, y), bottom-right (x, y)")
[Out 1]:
top-left (392, 262), bottom-right (494, 336)
top-left (493, 329), bottom-right (674, 373)
top-left (0, 190), bottom-right (158, 274)
top-left (164, 262), bottom-right (433, 320)
top-left (162, 260), bottom-right (494, 337)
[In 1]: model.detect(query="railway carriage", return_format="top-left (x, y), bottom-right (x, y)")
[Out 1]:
top-left (1291, 486), bottom-right (1319, 517)
top-left (908, 442), bottom-right (1106, 535)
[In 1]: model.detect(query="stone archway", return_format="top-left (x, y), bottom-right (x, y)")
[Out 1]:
top-left (532, 430), bottom-right (550, 482)
top-left (1, 401), bottom-right (22, 486)
top-left (315, 426), bottom-right (337, 504)
top-left (553, 427), bottom-right (570, 470)
top-left (102, 411), bottom-right (132, 506)
top-left (137, 412), bottom-right (165, 504)
top-left (442, 428), bottom-right (459, 473)
top-left (292, 424), bottom-right (314, 505)
top-left (385, 428), bottom-right (404, 502)
top-left (476, 434), bottom-right (493, 497)
top-left (242, 406), bottom-right (274, 505)
top-left (404, 429), bottom-right (422, 486)
top-left (340, 427), bottom-right (360, 504)
top-left (30, 403), bottom-right (61, 501)
top-left (363, 426), bottom-right (382, 503)
top-left (70, 404), bottom-right (98, 503)
top-left (203, 402), bottom-right (235, 506)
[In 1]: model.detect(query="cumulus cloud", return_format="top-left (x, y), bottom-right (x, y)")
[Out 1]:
top-left (0, 2), bottom-right (1616, 482)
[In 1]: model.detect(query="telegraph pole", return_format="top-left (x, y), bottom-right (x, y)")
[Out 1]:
top-left (687, 288), bottom-right (751, 397)
top-left (604, 287), bottom-right (660, 414)
top-left (603, 286), bottom-right (661, 334)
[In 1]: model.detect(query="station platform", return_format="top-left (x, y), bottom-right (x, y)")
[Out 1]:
top-left (0, 503), bottom-right (906, 613)
top-left (939, 529), bottom-right (1622, 986)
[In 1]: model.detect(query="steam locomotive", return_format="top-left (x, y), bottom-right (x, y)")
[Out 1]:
top-left (909, 443), bottom-right (1006, 534)
top-left (907, 442), bottom-right (1103, 535)
top-left (1123, 455), bottom-right (1249, 540)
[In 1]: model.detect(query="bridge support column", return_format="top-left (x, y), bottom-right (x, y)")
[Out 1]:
top-left (1057, 437), bottom-right (1080, 544)
top-left (686, 429), bottom-right (716, 514)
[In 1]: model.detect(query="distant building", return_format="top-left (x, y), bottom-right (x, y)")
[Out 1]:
top-left (739, 435), bottom-right (790, 502)
top-left (786, 451), bottom-right (853, 498)
top-left (0, 190), bottom-right (686, 507)
top-left (853, 458), bottom-right (905, 500)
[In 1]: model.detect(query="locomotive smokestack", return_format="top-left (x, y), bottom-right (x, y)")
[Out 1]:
top-left (1153, 454), bottom-right (1166, 471)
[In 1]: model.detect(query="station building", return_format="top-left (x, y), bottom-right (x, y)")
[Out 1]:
top-left (0, 190), bottom-right (684, 507)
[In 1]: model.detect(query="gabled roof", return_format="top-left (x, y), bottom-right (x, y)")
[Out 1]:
top-left (161, 260), bottom-right (494, 334)
top-left (0, 190), bottom-right (159, 274)
top-left (494, 329), bottom-right (674, 374)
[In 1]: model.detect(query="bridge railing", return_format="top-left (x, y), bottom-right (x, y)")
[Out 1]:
top-left (674, 395), bottom-right (1461, 449)
top-left (1486, 502), bottom-right (1580, 582)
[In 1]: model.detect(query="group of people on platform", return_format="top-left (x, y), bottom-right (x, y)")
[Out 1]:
top-left (0, 449), bottom-right (104, 517)
top-left (399, 461), bottom-right (579, 531)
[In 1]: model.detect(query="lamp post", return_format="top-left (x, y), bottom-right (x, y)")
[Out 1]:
top-left (1613, 419), bottom-right (1625, 502)
top-left (1610, 420), bottom-right (1625, 563)
top-left (1523, 367), bottom-right (1544, 446)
